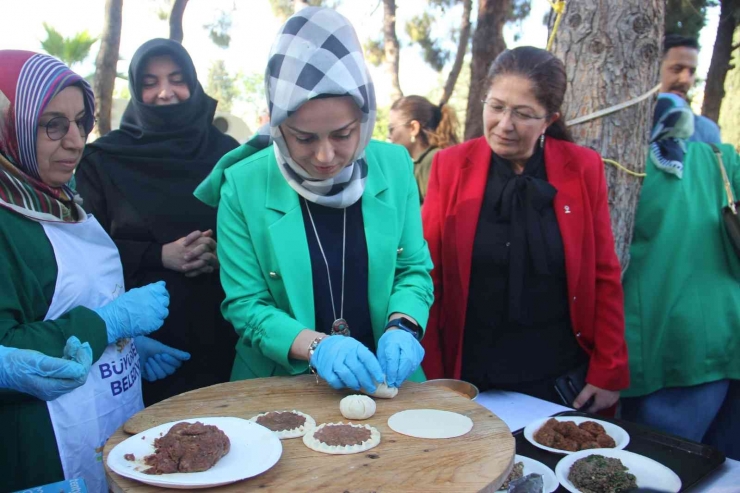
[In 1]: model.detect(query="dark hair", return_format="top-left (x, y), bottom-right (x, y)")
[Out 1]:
top-left (390, 95), bottom-right (460, 149)
top-left (663, 34), bottom-right (699, 56)
top-left (485, 46), bottom-right (573, 142)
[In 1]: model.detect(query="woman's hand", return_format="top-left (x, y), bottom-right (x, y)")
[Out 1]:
top-left (134, 336), bottom-right (190, 382)
top-left (376, 329), bottom-right (424, 388)
top-left (573, 383), bottom-right (620, 413)
top-left (95, 281), bottom-right (170, 343)
top-left (0, 336), bottom-right (93, 401)
top-left (162, 230), bottom-right (218, 277)
top-left (310, 336), bottom-right (385, 393)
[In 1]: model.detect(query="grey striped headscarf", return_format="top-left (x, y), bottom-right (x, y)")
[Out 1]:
top-left (262, 6), bottom-right (376, 208)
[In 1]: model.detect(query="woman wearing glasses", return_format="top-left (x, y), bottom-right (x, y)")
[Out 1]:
top-left (387, 96), bottom-right (460, 202)
top-left (196, 8), bottom-right (432, 393)
top-left (76, 39), bottom-right (239, 406)
top-left (0, 51), bottom-right (171, 492)
top-left (421, 47), bottom-right (629, 412)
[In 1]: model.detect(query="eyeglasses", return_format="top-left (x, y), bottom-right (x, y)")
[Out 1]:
top-left (38, 116), bottom-right (94, 141)
top-left (387, 121), bottom-right (411, 135)
top-left (481, 100), bottom-right (547, 123)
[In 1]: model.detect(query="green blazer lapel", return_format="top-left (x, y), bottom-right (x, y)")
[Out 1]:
top-left (266, 156), bottom-right (315, 329)
top-left (362, 156), bottom-right (398, 341)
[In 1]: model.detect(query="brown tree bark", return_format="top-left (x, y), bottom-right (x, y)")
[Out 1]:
top-left (464, 0), bottom-right (510, 141)
top-left (169, 0), bottom-right (189, 43)
top-left (439, 0), bottom-right (472, 106)
top-left (701, 0), bottom-right (740, 123)
top-left (93, 0), bottom-right (122, 137)
top-left (383, 0), bottom-right (403, 102)
top-left (552, 0), bottom-right (664, 267)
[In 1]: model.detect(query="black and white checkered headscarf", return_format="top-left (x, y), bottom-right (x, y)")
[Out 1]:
top-left (262, 7), bottom-right (376, 208)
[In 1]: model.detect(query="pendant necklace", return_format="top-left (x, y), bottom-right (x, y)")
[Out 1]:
top-left (304, 198), bottom-right (350, 337)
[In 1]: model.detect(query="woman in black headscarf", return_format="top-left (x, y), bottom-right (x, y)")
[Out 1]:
top-left (76, 39), bottom-right (239, 406)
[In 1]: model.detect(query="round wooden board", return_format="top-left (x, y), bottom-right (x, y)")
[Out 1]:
top-left (105, 375), bottom-right (515, 492)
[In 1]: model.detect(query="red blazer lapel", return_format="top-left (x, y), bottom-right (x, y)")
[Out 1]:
top-left (455, 138), bottom-right (491, 293)
top-left (545, 138), bottom-right (583, 298)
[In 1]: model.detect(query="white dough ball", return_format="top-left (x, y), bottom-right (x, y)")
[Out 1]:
top-left (363, 382), bottom-right (398, 399)
top-left (340, 394), bottom-right (377, 420)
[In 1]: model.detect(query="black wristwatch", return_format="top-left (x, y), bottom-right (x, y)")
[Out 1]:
top-left (384, 317), bottom-right (421, 340)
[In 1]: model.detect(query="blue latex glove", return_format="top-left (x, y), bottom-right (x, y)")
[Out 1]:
top-left (376, 329), bottom-right (425, 388)
top-left (310, 335), bottom-right (385, 393)
top-left (0, 336), bottom-right (93, 401)
top-left (94, 281), bottom-right (170, 344)
top-left (134, 336), bottom-right (190, 382)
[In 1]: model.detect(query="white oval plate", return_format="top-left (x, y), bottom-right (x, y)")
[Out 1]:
top-left (107, 416), bottom-right (282, 489)
top-left (497, 455), bottom-right (558, 492)
top-left (523, 416), bottom-right (629, 455)
top-left (555, 448), bottom-right (682, 493)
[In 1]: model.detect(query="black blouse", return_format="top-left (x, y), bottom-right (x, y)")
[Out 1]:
top-left (461, 147), bottom-right (586, 390)
top-left (300, 198), bottom-right (374, 351)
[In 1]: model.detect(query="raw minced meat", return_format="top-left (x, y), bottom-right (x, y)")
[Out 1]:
top-left (499, 461), bottom-right (524, 490)
top-left (143, 421), bottom-right (230, 474)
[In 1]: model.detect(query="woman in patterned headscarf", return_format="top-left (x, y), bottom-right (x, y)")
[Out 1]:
top-left (0, 51), bottom-right (174, 492)
top-left (621, 93), bottom-right (740, 460)
top-left (196, 7), bottom-right (432, 392)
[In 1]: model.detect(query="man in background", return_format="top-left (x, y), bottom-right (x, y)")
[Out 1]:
top-left (660, 34), bottom-right (722, 144)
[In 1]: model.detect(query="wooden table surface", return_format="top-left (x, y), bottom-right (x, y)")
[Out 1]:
top-left (104, 375), bottom-right (515, 492)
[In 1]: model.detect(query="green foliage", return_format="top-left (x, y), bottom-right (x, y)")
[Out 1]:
top-left (373, 105), bottom-right (390, 141)
top-left (149, 0), bottom-right (171, 20)
top-left (269, 0), bottom-right (337, 21)
top-left (207, 60), bottom-right (239, 113)
top-left (509, 0), bottom-right (531, 22)
top-left (406, 13), bottom-right (449, 72)
top-left (508, 0), bottom-right (532, 41)
top-left (204, 11), bottom-right (234, 48)
top-left (425, 55), bottom-right (470, 140)
top-left (718, 27), bottom-right (740, 149)
top-left (40, 23), bottom-right (98, 67)
top-left (239, 71), bottom-right (266, 115)
top-left (406, 1), bottom-right (531, 73)
top-left (665, 0), bottom-right (718, 40)
top-left (364, 38), bottom-right (385, 67)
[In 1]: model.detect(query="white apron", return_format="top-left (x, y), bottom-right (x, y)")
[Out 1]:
top-left (42, 215), bottom-right (144, 493)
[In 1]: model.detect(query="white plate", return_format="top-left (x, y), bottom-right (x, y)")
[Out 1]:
top-left (523, 416), bottom-right (629, 455)
top-left (107, 416), bottom-right (282, 489)
top-left (497, 455), bottom-right (558, 492)
top-left (555, 448), bottom-right (682, 493)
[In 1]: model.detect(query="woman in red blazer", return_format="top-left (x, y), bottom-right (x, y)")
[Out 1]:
top-left (422, 47), bottom-right (629, 413)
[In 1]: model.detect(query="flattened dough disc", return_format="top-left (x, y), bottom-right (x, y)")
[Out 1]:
top-left (388, 409), bottom-right (473, 439)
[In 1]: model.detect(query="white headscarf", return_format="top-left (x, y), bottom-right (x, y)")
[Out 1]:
top-left (263, 7), bottom-right (376, 208)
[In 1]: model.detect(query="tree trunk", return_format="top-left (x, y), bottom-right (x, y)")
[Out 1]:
top-left (551, 0), bottom-right (664, 267)
top-left (701, 0), bottom-right (740, 123)
top-left (439, 0), bottom-right (472, 106)
top-left (383, 0), bottom-right (403, 102)
top-left (464, 0), bottom-right (509, 141)
top-left (169, 0), bottom-right (189, 43)
top-left (93, 0), bottom-right (122, 137)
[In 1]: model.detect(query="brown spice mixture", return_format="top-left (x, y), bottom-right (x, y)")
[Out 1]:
top-left (257, 411), bottom-right (306, 431)
top-left (314, 425), bottom-right (371, 446)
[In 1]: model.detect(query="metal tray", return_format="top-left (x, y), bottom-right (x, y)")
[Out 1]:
top-left (512, 410), bottom-right (725, 492)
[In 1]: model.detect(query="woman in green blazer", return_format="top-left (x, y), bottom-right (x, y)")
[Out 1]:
top-left (196, 7), bottom-right (433, 392)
